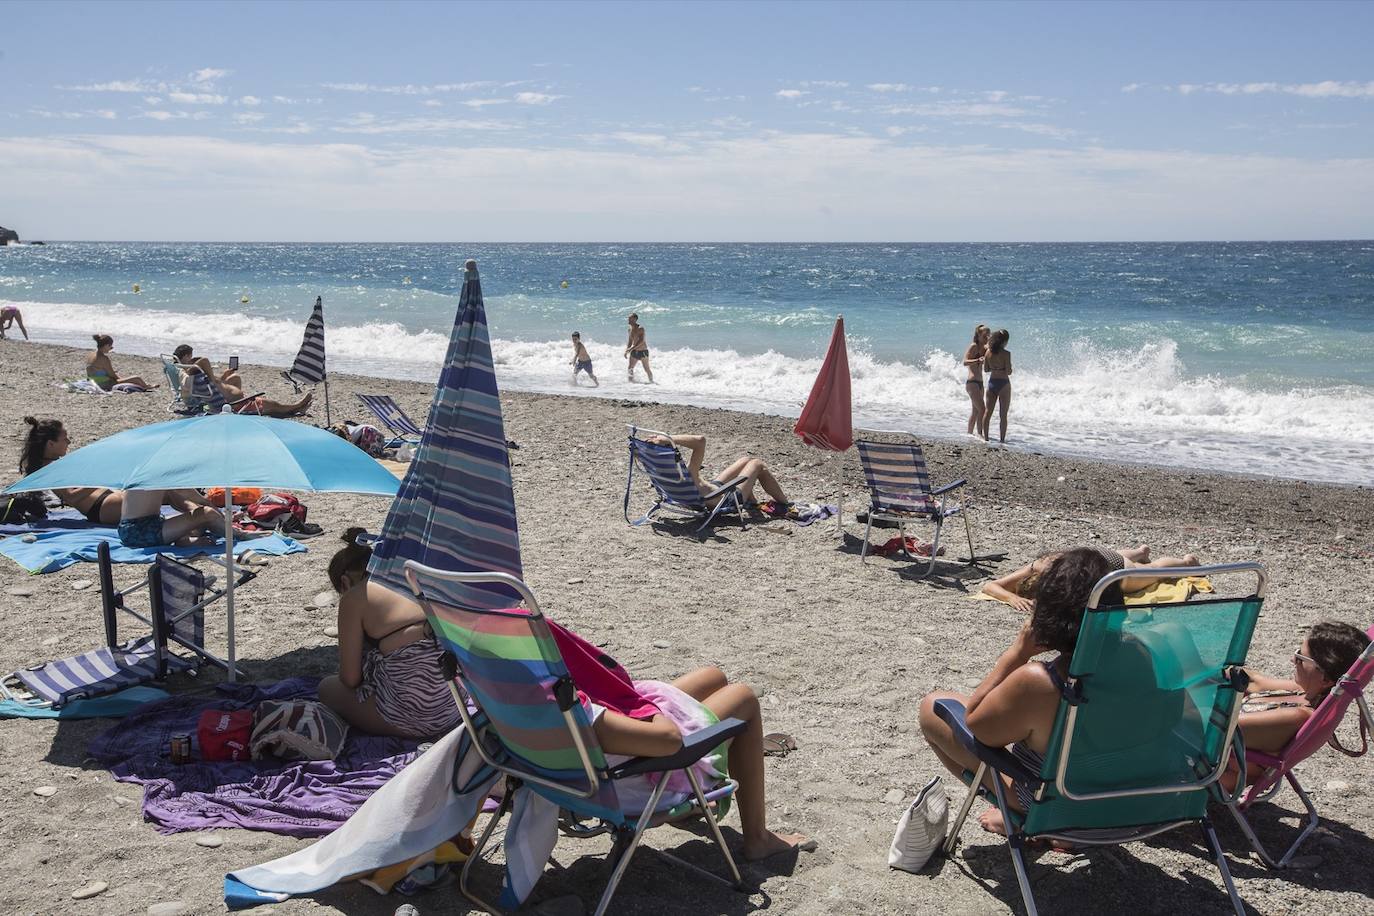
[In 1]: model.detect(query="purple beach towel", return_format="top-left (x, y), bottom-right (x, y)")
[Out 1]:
top-left (88, 677), bottom-right (421, 837)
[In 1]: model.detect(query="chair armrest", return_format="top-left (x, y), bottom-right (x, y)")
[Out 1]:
top-left (932, 699), bottom-right (1040, 787)
top-left (701, 474), bottom-right (749, 502)
top-left (609, 717), bottom-right (749, 779)
top-left (930, 479), bottom-right (967, 497)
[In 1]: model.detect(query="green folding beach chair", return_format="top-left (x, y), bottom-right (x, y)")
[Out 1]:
top-left (934, 562), bottom-right (1266, 916)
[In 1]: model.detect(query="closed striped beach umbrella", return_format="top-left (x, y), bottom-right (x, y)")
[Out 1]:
top-left (287, 296), bottom-right (327, 385)
top-left (367, 260), bottom-right (523, 610)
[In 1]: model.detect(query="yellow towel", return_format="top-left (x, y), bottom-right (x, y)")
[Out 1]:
top-left (971, 576), bottom-right (1213, 607)
top-left (353, 839), bottom-right (469, 894)
top-left (377, 458), bottom-right (410, 479)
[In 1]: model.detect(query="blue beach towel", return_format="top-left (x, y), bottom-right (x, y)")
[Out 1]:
top-left (0, 505), bottom-right (175, 538)
top-left (0, 685), bottom-right (171, 719)
top-left (0, 529), bottom-right (306, 574)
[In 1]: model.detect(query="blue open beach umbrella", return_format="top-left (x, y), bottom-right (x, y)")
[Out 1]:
top-left (367, 259), bottom-right (523, 611)
top-left (4, 413), bottom-right (401, 680)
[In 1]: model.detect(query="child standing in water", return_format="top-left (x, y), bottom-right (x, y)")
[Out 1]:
top-left (570, 332), bottom-right (598, 387)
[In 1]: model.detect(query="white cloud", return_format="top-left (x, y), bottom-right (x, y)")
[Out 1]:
top-left (233, 112), bottom-right (266, 124)
top-left (144, 96), bottom-right (163, 105)
top-left (1121, 83), bottom-right (1144, 93)
top-left (96, 110), bottom-right (117, 120)
top-left (422, 99), bottom-right (443, 108)
top-left (801, 80), bottom-right (849, 88)
top-left (4, 131), bottom-right (1371, 242)
top-left (65, 79), bottom-right (164, 93)
top-left (462, 98), bottom-right (510, 109)
top-left (321, 81), bottom-right (494, 95)
top-left (867, 83), bottom-right (911, 93)
top-left (984, 90), bottom-right (1010, 102)
top-left (881, 101), bottom-right (1029, 118)
top-left (775, 89), bottom-right (809, 99)
top-left (272, 95), bottom-right (322, 105)
top-left (514, 91), bottom-right (561, 105)
top-left (142, 110), bottom-right (182, 121)
top-left (239, 96), bottom-right (262, 106)
top-left (333, 114), bottom-right (517, 134)
top-left (168, 91), bottom-right (228, 105)
top-left (191, 68), bottom-right (230, 83)
top-left (1175, 80), bottom-right (1374, 99)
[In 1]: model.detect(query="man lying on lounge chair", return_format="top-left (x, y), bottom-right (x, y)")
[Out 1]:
top-left (646, 433), bottom-right (790, 507)
top-left (172, 344), bottom-right (313, 418)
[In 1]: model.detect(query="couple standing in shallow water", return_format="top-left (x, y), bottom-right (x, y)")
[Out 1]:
top-left (963, 324), bottom-right (1013, 444)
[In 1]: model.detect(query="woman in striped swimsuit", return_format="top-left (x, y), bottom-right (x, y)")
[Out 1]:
top-left (317, 529), bottom-right (461, 738)
top-left (917, 548), bottom-right (1125, 837)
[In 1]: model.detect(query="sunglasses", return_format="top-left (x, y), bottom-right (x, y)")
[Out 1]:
top-left (1292, 651), bottom-right (1317, 667)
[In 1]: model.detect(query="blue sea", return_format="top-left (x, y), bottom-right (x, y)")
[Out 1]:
top-left (3, 241), bottom-right (1373, 485)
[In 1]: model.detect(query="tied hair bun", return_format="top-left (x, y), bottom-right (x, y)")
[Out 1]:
top-left (24, 416), bottom-right (39, 427)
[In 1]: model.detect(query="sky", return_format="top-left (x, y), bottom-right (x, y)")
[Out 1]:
top-left (2, 0), bottom-right (1373, 242)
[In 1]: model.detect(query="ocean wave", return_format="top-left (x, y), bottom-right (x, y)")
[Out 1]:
top-left (11, 298), bottom-right (1374, 486)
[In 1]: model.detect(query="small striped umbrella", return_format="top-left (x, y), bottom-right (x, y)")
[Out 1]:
top-left (367, 260), bottom-right (523, 610)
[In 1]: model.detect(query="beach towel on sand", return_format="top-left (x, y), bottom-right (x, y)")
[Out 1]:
top-left (89, 677), bottom-right (420, 837)
top-left (0, 527), bottom-right (305, 573)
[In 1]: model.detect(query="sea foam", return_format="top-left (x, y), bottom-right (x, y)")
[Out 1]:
top-left (12, 298), bottom-right (1374, 486)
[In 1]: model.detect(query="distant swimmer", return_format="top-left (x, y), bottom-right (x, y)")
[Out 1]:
top-left (403, 277), bottom-right (412, 285)
top-left (981, 328), bottom-right (1013, 444)
top-left (570, 331), bottom-right (598, 387)
top-left (0, 304), bottom-right (28, 340)
top-left (132, 283), bottom-right (142, 294)
top-left (625, 312), bottom-right (654, 383)
top-left (963, 324), bottom-right (989, 438)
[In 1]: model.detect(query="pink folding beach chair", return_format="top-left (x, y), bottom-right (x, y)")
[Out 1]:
top-left (1223, 624), bottom-right (1374, 867)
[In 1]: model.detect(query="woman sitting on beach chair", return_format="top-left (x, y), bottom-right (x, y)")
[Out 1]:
top-left (87, 335), bottom-right (156, 391)
top-left (172, 344), bottom-right (313, 418)
top-left (981, 544), bottom-right (1201, 613)
top-left (646, 432), bottom-right (790, 507)
top-left (19, 417), bottom-right (221, 536)
top-left (918, 547), bottom-right (1126, 836)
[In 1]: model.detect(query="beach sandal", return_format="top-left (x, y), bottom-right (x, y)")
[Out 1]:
top-left (763, 733), bottom-right (798, 758)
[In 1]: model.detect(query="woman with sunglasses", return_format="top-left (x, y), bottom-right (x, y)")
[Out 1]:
top-left (1237, 621), bottom-right (1370, 755)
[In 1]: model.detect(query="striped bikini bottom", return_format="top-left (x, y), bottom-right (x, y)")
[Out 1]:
top-left (359, 635), bottom-right (462, 739)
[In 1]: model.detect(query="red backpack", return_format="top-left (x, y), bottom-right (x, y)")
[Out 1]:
top-left (244, 493), bottom-right (308, 528)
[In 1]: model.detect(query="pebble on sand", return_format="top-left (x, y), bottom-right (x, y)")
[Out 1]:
top-left (7, 586), bottom-right (36, 597)
top-left (566, 577), bottom-right (585, 584)
top-left (147, 902), bottom-right (189, 916)
top-left (324, 625), bottom-right (339, 638)
top-left (33, 785), bottom-right (57, 797)
top-left (71, 881), bottom-right (108, 900)
top-left (71, 579), bottom-right (94, 590)
top-left (195, 833), bottom-right (224, 848)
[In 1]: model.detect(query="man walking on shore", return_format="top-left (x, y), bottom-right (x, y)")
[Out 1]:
top-left (625, 312), bottom-right (654, 383)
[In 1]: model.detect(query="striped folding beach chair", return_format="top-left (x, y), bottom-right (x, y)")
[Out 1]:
top-left (161, 354), bottom-right (224, 415)
top-left (403, 562), bottom-right (746, 916)
top-left (1222, 623), bottom-right (1374, 867)
top-left (855, 438), bottom-right (974, 573)
top-left (623, 426), bottom-right (748, 534)
top-left (935, 563), bottom-right (1266, 916)
top-left (355, 393), bottom-right (424, 442)
top-left (0, 543), bottom-right (254, 709)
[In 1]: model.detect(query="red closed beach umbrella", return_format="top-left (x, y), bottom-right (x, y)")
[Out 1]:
top-left (794, 315), bottom-right (853, 532)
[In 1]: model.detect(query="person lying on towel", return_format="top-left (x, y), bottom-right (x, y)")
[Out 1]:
top-left (980, 544), bottom-right (1201, 613)
top-left (19, 416), bottom-right (224, 544)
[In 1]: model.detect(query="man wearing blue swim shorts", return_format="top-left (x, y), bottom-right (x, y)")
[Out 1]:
top-left (117, 489), bottom-right (224, 548)
top-left (625, 313), bottom-right (654, 383)
top-left (570, 331), bottom-right (598, 387)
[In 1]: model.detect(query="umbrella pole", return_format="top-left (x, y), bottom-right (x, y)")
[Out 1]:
top-left (835, 449), bottom-right (844, 537)
top-left (323, 377), bottom-right (331, 428)
top-left (223, 487), bottom-right (237, 683)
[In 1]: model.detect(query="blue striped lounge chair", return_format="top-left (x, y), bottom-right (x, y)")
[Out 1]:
top-left (0, 542), bottom-right (254, 709)
top-left (162, 354), bottom-right (224, 415)
top-left (403, 562), bottom-right (746, 916)
top-left (855, 438), bottom-right (974, 573)
top-left (623, 426), bottom-right (749, 534)
top-left (355, 393), bottom-right (424, 443)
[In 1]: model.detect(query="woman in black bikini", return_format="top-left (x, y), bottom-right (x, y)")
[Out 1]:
top-left (18, 417), bottom-right (216, 526)
top-left (981, 328), bottom-right (1012, 444)
top-left (963, 324), bottom-right (989, 437)
top-left (317, 529), bottom-right (463, 739)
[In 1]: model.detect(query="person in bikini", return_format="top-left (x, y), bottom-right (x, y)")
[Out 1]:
top-left (625, 313), bottom-right (654, 383)
top-left (570, 331), bottom-right (598, 387)
top-left (317, 530), bottom-right (465, 739)
top-left (0, 304), bottom-right (29, 340)
top-left (963, 324), bottom-right (989, 437)
top-left (981, 328), bottom-right (1012, 444)
top-left (981, 544), bottom-right (1201, 613)
top-left (646, 432), bottom-right (790, 507)
top-left (918, 547), bottom-right (1125, 837)
top-left (87, 334), bottom-right (157, 391)
top-left (19, 417), bottom-right (223, 542)
top-left (172, 344), bottom-right (313, 417)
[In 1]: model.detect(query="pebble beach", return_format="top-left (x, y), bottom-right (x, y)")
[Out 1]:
top-left (2, 337), bottom-right (1373, 916)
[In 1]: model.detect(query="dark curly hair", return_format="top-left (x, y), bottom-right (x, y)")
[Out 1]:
top-left (19, 416), bottom-right (64, 476)
top-left (327, 526), bottom-right (373, 594)
top-left (1307, 621), bottom-right (1370, 689)
top-left (1029, 547), bottom-right (1124, 654)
